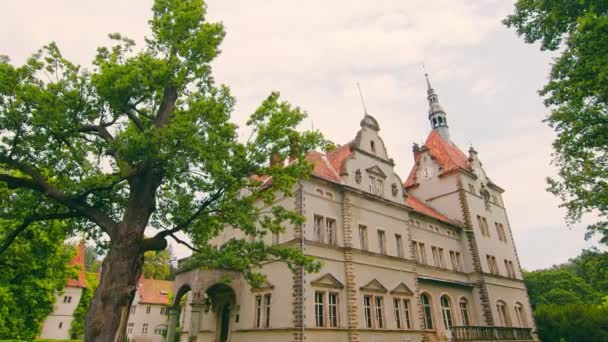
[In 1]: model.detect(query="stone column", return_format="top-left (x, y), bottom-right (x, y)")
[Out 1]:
top-left (166, 306), bottom-right (179, 342)
top-left (189, 303), bottom-right (204, 342)
top-left (342, 192), bottom-right (360, 342)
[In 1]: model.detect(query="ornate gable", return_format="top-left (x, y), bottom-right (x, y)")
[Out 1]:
top-left (311, 273), bottom-right (344, 289)
top-left (390, 282), bottom-right (414, 296)
top-left (359, 279), bottom-right (388, 293)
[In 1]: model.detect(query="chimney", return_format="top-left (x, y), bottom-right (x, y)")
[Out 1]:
top-left (288, 135), bottom-right (299, 163)
top-left (270, 151), bottom-right (284, 168)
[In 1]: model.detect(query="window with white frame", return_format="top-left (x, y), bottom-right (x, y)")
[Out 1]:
top-left (413, 241), bottom-right (427, 264)
top-left (127, 322), bottom-right (134, 334)
top-left (450, 250), bottom-right (463, 272)
top-left (496, 300), bottom-right (511, 327)
top-left (254, 293), bottom-right (272, 328)
top-left (421, 293), bottom-right (434, 330)
top-left (315, 291), bottom-right (325, 327)
top-left (459, 298), bottom-right (471, 326)
top-left (393, 298), bottom-right (412, 329)
top-left (495, 222), bottom-right (508, 242)
top-left (146, 305), bottom-right (151, 314)
top-left (359, 225), bottom-right (368, 250)
top-left (477, 215), bottom-right (491, 237)
top-left (362, 295), bottom-right (385, 328)
top-left (130, 305), bottom-right (136, 314)
top-left (314, 215), bottom-right (323, 242)
top-left (504, 259), bottom-right (516, 278)
top-left (514, 302), bottom-right (527, 327)
top-left (154, 325), bottom-right (168, 335)
top-left (314, 291), bottom-right (339, 328)
top-left (431, 246), bottom-right (446, 268)
top-left (142, 323), bottom-right (149, 334)
top-left (440, 295), bottom-right (454, 330)
top-left (395, 234), bottom-right (404, 258)
top-left (486, 254), bottom-right (500, 275)
top-left (378, 230), bottom-right (386, 254)
top-left (326, 218), bottom-right (336, 246)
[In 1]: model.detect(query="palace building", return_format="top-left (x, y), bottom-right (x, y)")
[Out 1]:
top-left (168, 78), bottom-right (537, 342)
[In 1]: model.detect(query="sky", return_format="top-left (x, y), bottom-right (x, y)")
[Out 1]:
top-left (0, 0), bottom-right (600, 270)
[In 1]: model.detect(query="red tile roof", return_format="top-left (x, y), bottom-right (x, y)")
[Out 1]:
top-left (67, 241), bottom-right (86, 288)
top-left (138, 278), bottom-right (174, 305)
top-left (404, 130), bottom-right (470, 188)
top-left (405, 194), bottom-right (451, 224)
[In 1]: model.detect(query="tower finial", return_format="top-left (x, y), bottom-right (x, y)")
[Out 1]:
top-left (357, 82), bottom-right (368, 115)
top-left (423, 67), bottom-right (451, 141)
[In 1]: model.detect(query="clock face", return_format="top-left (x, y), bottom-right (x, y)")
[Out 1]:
top-left (422, 167), bottom-right (434, 180)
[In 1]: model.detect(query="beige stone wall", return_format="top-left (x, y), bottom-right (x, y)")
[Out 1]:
top-left (39, 286), bottom-right (83, 340)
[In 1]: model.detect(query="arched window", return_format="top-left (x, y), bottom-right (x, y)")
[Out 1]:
top-left (459, 298), bottom-right (471, 326)
top-left (421, 293), bottom-right (434, 330)
top-left (440, 295), bottom-right (454, 330)
top-left (370, 140), bottom-right (376, 154)
top-left (432, 118), bottom-right (437, 127)
top-left (514, 302), bottom-right (527, 327)
top-left (496, 300), bottom-right (511, 327)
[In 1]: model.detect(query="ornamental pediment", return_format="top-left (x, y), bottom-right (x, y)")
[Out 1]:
top-left (251, 280), bottom-right (274, 292)
top-left (390, 282), bottom-right (414, 296)
top-left (311, 273), bottom-right (344, 289)
top-left (365, 165), bottom-right (386, 179)
top-left (359, 279), bottom-right (388, 293)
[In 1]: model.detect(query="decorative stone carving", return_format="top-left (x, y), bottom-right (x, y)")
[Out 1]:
top-left (355, 169), bottom-right (362, 184)
top-left (391, 183), bottom-right (399, 196)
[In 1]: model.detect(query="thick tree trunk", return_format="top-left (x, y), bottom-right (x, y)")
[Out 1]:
top-left (85, 234), bottom-right (145, 341)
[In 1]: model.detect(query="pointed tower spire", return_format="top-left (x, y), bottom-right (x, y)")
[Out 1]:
top-left (424, 72), bottom-right (450, 141)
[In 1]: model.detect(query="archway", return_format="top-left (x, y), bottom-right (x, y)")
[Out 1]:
top-left (206, 283), bottom-right (236, 342)
top-left (166, 284), bottom-right (191, 342)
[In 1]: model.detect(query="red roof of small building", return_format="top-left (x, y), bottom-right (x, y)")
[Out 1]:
top-left (404, 130), bottom-right (470, 188)
top-left (138, 278), bottom-right (174, 305)
top-left (67, 241), bottom-right (86, 288)
top-left (405, 194), bottom-right (451, 224)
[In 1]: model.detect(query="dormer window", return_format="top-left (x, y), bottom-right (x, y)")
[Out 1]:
top-left (370, 141), bottom-right (376, 154)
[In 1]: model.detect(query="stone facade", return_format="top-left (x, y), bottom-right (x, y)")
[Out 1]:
top-left (170, 84), bottom-right (537, 342)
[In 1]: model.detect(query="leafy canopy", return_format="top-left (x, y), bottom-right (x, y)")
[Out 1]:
top-left (504, 1), bottom-right (608, 243)
top-left (0, 0), bottom-right (324, 286)
top-left (0, 221), bottom-right (76, 340)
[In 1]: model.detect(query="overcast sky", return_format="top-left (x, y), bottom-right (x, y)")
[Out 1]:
top-left (0, 0), bottom-right (600, 270)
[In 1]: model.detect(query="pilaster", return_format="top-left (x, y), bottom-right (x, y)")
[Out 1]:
top-left (292, 184), bottom-right (306, 342)
top-left (342, 191), bottom-right (360, 342)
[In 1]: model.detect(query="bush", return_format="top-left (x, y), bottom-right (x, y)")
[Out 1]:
top-left (535, 304), bottom-right (608, 342)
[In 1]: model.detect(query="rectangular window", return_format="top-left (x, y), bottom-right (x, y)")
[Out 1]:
top-left (329, 293), bottom-right (338, 327)
top-left (315, 291), bottom-right (325, 327)
top-left (395, 234), bottom-right (404, 258)
top-left (127, 322), bottom-right (134, 334)
top-left (142, 323), bottom-right (148, 334)
top-left (487, 255), bottom-right (499, 275)
top-left (450, 251), bottom-right (463, 272)
top-left (130, 305), bottom-right (136, 314)
top-left (375, 297), bottom-right (385, 328)
top-left (482, 217), bottom-right (490, 237)
top-left (359, 225), bottom-right (368, 250)
top-left (264, 294), bottom-right (271, 328)
top-left (146, 305), bottom-right (151, 314)
top-left (468, 184), bottom-right (476, 193)
top-left (363, 295), bottom-right (373, 328)
top-left (255, 295), bottom-right (262, 328)
top-left (403, 299), bottom-right (412, 329)
top-left (413, 241), bottom-right (427, 264)
top-left (314, 215), bottom-right (324, 242)
top-left (477, 215), bottom-right (491, 237)
top-left (326, 218), bottom-right (336, 245)
top-left (378, 230), bottom-right (386, 254)
top-left (432, 246), bottom-right (445, 268)
top-left (394, 298), bottom-right (402, 329)
top-left (377, 179), bottom-right (384, 197)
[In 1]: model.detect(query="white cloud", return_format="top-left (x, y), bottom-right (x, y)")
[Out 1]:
top-left (0, 0), bottom-right (588, 269)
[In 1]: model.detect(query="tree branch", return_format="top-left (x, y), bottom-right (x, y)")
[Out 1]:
top-left (0, 211), bottom-right (82, 255)
top-left (125, 110), bottom-right (145, 132)
top-left (166, 232), bottom-right (200, 253)
top-left (154, 86), bottom-right (178, 128)
top-left (0, 156), bottom-right (118, 235)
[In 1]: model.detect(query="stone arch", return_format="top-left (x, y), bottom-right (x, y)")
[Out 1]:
top-left (205, 283), bottom-right (237, 342)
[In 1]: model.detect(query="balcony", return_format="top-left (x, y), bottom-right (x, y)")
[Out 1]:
top-left (451, 326), bottom-right (534, 341)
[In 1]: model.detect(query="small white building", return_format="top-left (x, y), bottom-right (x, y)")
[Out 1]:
top-left (39, 241), bottom-right (87, 340)
top-left (127, 278), bottom-right (174, 342)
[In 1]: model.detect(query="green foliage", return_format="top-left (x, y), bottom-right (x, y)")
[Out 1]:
top-left (524, 268), bottom-right (600, 306)
top-left (0, 223), bottom-right (76, 340)
top-left (84, 245), bottom-right (102, 273)
top-left (143, 248), bottom-right (176, 280)
top-left (534, 304), bottom-right (608, 342)
top-left (504, 1), bottom-right (608, 244)
top-left (1, 1), bottom-right (325, 336)
top-left (70, 272), bottom-right (99, 339)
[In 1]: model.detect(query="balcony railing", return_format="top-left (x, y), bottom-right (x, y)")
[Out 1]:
top-left (451, 326), bottom-right (534, 341)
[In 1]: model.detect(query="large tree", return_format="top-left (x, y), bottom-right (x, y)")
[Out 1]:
top-left (504, 1), bottom-right (608, 243)
top-left (0, 0), bottom-right (322, 339)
